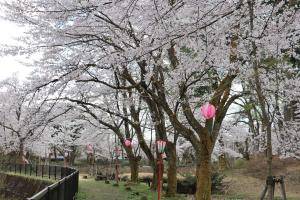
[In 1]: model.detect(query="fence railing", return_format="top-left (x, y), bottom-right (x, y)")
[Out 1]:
top-left (0, 163), bottom-right (79, 200)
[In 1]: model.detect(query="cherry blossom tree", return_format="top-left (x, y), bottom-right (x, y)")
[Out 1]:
top-left (0, 76), bottom-right (72, 163)
top-left (1, 0), bottom-right (299, 199)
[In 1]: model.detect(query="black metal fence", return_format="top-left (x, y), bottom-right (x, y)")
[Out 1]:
top-left (0, 163), bottom-right (79, 200)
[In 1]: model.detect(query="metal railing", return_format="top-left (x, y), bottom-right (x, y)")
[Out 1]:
top-left (0, 163), bottom-right (79, 200)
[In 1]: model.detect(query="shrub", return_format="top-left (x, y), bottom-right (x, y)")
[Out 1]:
top-left (211, 171), bottom-right (225, 194)
top-left (176, 171), bottom-right (225, 194)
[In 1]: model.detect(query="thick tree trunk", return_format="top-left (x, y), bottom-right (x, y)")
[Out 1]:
top-left (195, 133), bottom-right (213, 200)
top-left (124, 144), bottom-right (140, 183)
top-left (69, 146), bottom-right (77, 165)
top-left (195, 155), bottom-right (212, 200)
top-left (166, 142), bottom-right (177, 197)
top-left (129, 158), bottom-right (139, 182)
top-left (151, 164), bottom-right (158, 190)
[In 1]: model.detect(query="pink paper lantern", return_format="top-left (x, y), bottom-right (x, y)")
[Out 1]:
top-left (124, 139), bottom-right (132, 148)
top-left (156, 140), bottom-right (167, 154)
top-left (200, 103), bottom-right (216, 119)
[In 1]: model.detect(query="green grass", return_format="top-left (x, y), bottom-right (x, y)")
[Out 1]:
top-left (212, 194), bottom-right (247, 199)
top-left (78, 178), bottom-right (300, 200)
top-left (78, 178), bottom-right (187, 200)
top-left (213, 194), bottom-right (300, 200)
top-left (2, 172), bottom-right (58, 184)
top-left (2, 172), bottom-right (55, 184)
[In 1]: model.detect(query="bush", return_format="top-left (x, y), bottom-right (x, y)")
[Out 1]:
top-left (211, 171), bottom-right (225, 194)
top-left (177, 175), bottom-right (196, 194)
top-left (176, 171), bottom-right (225, 194)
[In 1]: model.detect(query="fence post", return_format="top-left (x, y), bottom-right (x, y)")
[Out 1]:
top-left (64, 177), bottom-right (68, 200)
top-left (61, 167), bottom-right (65, 179)
top-left (36, 164), bottom-right (38, 177)
top-left (49, 165), bottom-right (51, 179)
top-left (46, 187), bottom-right (50, 200)
top-left (42, 165), bottom-right (44, 178)
top-left (76, 171), bottom-right (79, 194)
top-left (57, 181), bottom-right (60, 200)
top-left (54, 166), bottom-right (57, 180)
top-left (19, 164), bottom-right (22, 174)
top-left (61, 179), bottom-right (65, 200)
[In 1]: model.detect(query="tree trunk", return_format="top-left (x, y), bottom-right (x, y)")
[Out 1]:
top-left (244, 138), bottom-right (250, 160)
top-left (18, 141), bottom-right (24, 164)
top-left (69, 146), bottom-right (77, 165)
top-left (124, 145), bottom-right (140, 183)
top-left (54, 146), bottom-right (57, 160)
top-left (195, 152), bottom-right (212, 200)
top-left (166, 142), bottom-right (177, 197)
top-left (151, 165), bottom-right (158, 190)
top-left (129, 159), bottom-right (139, 182)
top-left (266, 124), bottom-right (273, 200)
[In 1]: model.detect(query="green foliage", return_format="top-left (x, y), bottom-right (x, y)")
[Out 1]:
top-left (211, 172), bottom-right (226, 194)
top-left (243, 103), bottom-right (254, 112)
top-left (194, 86), bottom-right (210, 97)
top-left (179, 46), bottom-right (197, 58)
top-left (178, 171), bottom-right (225, 194)
top-left (261, 57), bottom-right (279, 69)
top-left (180, 46), bottom-right (193, 54)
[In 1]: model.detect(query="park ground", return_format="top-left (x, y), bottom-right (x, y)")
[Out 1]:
top-left (77, 156), bottom-right (300, 200)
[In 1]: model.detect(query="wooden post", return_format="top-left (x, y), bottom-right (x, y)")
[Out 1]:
top-left (279, 176), bottom-right (287, 200)
top-left (261, 176), bottom-right (287, 200)
top-left (36, 164), bottom-right (38, 177)
top-left (42, 165), bottom-right (44, 178)
top-left (260, 184), bottom-right (268, 200)
top-left (157, 154), bottom-right (163, 200)
top-left (54, 166), bottom-right (57, 180)
top-left (49, 165), bottom-right (51, 179)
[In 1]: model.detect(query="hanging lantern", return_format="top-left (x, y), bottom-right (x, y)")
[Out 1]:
top-left (200, 102), bottom-right (216, 119)
top-left (156, 140), bottom-right (167, 154)
top-left (124, 138), bottom-right (132, 148)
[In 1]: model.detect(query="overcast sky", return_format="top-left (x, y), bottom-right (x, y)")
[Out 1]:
top-left (0, 17), bottom-right (33, 81)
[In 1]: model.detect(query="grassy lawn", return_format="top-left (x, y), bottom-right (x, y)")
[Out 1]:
top-left (1, 171), bottom-right (55, 184)
top-left (78, 177), bottom-right (187, 200)
top-left (78, 176), bottom-right (300, 200)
